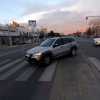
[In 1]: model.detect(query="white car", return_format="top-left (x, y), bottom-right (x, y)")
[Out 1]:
top-left (94, 38), bottom-right (100, 46)
top-left (25, 37), bottom-right (79, 65)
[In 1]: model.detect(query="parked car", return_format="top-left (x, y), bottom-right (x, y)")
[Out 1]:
top-left (25, 37), bottom-right (79, 65)
top-left (93, 37), bottom-right (100, 46)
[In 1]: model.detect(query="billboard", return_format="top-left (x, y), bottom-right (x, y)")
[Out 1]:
top-left (28, 20), bottom-right (36, 27)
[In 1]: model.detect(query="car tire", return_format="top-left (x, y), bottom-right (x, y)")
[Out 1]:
top-left (70, 48), bottom-right (77, 56)
top-left (27, 60), bottom-right (37, 65)
top-left (43, 55), bottom-right (51, 65)
top-left (27, 60), bottom-right (33, 64)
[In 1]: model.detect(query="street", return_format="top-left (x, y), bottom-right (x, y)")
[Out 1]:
top-left (0, 38), bottom-right (100, 100)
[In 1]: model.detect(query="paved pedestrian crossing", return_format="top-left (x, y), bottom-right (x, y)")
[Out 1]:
top-left (0, 59), bottom-right (11, 66)
top-left (39, 62), bottom-right (57, 82)
top-left (0, 58), bottom-right (57, 82)
top-left (16, 67), bottom-right (36, 81)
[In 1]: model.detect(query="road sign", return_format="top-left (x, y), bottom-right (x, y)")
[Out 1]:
top-left (28, 20), bottom-right (36, 27)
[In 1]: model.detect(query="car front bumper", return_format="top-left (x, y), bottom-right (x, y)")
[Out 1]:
top-left (25, 54), bottom-right (44, 64)
top-left (94, 41), bottom-right (100, 45)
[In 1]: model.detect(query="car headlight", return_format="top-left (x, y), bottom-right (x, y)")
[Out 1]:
top-left (35, 52), bottom-right (42, 56)
top-left (32, 52), bottom-right (43, 60)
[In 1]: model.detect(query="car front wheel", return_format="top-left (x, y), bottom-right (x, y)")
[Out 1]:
top-left (43, 55), bottom-right (51, 65)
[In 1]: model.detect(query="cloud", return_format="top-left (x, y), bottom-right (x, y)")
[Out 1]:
top-left (16, 9), bottom-right (59, 23)
top-left (75, 0), bottom-right (100, 14)
top-left (17, 0), bottom-right (80, 23)
top-left (23, 0), bottom-right (78, 15)
top-left (16, 0), bottom-right (84, 33)
top-left (37, 9), bottom-right (85, 33)
top-left (17, 0), bottom-right (100, 33)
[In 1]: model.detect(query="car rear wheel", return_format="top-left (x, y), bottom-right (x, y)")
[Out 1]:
top-left (71, 48), bottom-right (77, 56)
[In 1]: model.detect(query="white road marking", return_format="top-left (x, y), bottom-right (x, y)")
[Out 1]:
top-left (0, 61), bottom-right (27, 80)
top-left (0, 59), bottom-right (11, 66)
top-left (39, 62), bottom-right (57, 82)
top-left (0, 58), bottom-right (23, 73)
top-left (88, 57), bottom-right (100, 71)
top-left (16, 67), bottom-right (36, 81)
top-left (0, 49), bottom-right (25, 58)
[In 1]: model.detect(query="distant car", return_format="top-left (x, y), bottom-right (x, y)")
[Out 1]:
top-left (94, 38), bottom-right (100, 46)
top-left (25, 37), bottom-right (79, 65)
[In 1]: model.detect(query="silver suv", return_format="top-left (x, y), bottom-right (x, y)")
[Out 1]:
top-left (25, 37), bottom-right (79, 65)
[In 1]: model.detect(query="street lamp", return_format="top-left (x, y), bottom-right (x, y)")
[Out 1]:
top-left (7, 25), bottom-right (13, 46)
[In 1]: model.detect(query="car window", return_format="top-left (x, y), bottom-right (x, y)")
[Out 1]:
top-left (40, 38), bottom-right (55, 47)
top-left (53, 38), bottom-right (63, 47)
top-left (63, 38), bottom-right (75, 44)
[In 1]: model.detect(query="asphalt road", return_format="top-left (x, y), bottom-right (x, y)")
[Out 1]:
top-left (0, 39), bottom-right (100, 100)
top-left (79, 38), bottom-right (100, 59)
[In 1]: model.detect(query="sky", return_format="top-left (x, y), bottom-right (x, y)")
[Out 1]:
top-left (0, 0), bottom-right (100, 34)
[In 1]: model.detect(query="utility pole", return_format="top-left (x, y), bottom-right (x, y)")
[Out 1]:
top-left (8, 25), bottom-right (13, 46)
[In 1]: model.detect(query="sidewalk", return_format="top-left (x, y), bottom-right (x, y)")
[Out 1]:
top-left (0, 45), bottom-right (17, 49)
top-left (0, 43), bottom-right (38, 50)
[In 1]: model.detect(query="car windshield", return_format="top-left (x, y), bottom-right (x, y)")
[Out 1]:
top-left (40, 38), bottom-right (55, 47)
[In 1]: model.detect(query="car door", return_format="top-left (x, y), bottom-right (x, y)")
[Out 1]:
top-left (62, 38), bottom-right (73, 54)
top-left (51, 38), bottom-right (64, 57)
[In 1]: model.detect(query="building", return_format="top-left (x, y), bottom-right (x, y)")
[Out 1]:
top-left (0, 24), bottom-right (20, 46)
top-left (0, 20), bottom-right (37, 46)
top-left (0, 19), bottom-right (48, 46)
top-left (87, 17), bottom-right (100, 36)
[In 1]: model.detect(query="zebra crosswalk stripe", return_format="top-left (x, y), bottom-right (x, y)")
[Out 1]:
top-left (39, 62), bottom-right (57, 82)
top-left (16, 67), bottom-right (36, 81)
top-left (0, 58), bottom-right (23, 73)
top-left (0, 61), bottom-right (27, 80)
top-left (0, 59), bottom-right (11, 66)
top-left (0, 58), bottom-right (57, 82)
